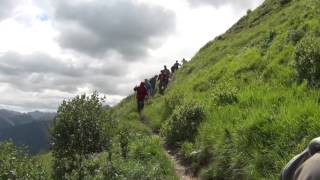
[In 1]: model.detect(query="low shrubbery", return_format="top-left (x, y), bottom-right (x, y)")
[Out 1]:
top-left (163, 92), bottom-right (185, 118)
top-left (287, 28), bottom-right (305, 43)
top-left (279, 0), bottom-right (291, 5)
top-left (212, 81), bottom-right (238, 105)
top-left (0, 141), bottom-right (49, 179)
top-left (295, 35), bottom-right (320, 86)
top-left (161, 101), bottom-right (205, 146)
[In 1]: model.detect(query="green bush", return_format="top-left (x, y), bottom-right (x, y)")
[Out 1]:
top-left (260, 31), bottom-right (277, 49)
top-left (127, 136), bottom-right (176, 179)
top-left (193, 81), bottom-right (211, 92)
top-left (0, 141), bottom-right (49, 179)
top-left (161, 102), bottom-right (205, 146)
top-left (164, 92), bottom-right (185, 118)
top-left (212, 81), bottom-right (238, 105)
top-left (180, 142), bottom-right (197, 162)
top-left (287, 29), bottom-right (305, 43)
top-left (164, 92), bottom-right (185, 110)
top-left (279, 0), bottom-right (291, 5)
top-left (295, 36), bottom-right (320, 86)
top-left (50, 92), bottom-right (109, 179)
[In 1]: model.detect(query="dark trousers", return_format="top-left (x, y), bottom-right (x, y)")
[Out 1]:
top-left (137, 100), bottom-right (144, 112)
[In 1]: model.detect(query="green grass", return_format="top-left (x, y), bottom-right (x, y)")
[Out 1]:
top-left (35, 152), bottom-right (53, 178)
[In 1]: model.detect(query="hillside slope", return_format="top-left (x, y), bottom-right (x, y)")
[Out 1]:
top-left (0, 109), bottom-right (55, 130)
top-left (110, 0), bottom-right (320, 179)
top-left (0, 120), bottom-right (52, 154)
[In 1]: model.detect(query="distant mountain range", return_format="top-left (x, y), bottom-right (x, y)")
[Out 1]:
top-left (0, 109), bottom-right (56, 154)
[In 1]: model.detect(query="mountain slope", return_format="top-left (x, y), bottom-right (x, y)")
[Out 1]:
top-left (0, 120), bottom-right (52, 154)
top-left (109, 0), bottom-right (320, 179)
top-left (0, 109), bottom-right (56, 154)
top-left (0, 109), bottom-right (55, 130)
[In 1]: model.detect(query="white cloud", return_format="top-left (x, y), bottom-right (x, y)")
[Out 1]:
top-left (186, 0), bottom-right (263, 9)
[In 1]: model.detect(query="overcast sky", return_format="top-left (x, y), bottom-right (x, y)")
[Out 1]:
top-left (0, 0), bottom-right (263, 112)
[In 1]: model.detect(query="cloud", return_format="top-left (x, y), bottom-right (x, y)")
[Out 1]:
top-left (53, 0), bottom-right (176, 59)
top-left (0, 0), bottom-right (19, 21)
top-left (187, 0), bottom-right (260, 9)
top-left (0, 52), bottom-right (129, 95)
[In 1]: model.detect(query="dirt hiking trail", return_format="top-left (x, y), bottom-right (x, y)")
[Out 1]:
top-left (140, 114), bottom-right (199, 180)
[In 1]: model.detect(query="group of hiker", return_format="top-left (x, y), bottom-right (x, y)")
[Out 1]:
top-left (133, 56), bottom-right (320, 178)
top-left (133, 59), bottom-right (186, 113)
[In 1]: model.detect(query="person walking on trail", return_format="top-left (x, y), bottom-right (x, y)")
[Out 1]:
top-left (163, 65), bottom-right (170, 88)
top-left (163, 65), bottom-right (170, 77)
top-left (158, 70), bottom-right (166, 95)
top-left (280, 137), bottom-right (320, 180)
top-left (134, 82), bottom-right (148, 114)
top-left (174, 60), bottom-right (181, 69)
top-left (171, 65), bottom-right (176, 74)
top-left (144, 79), bottom-right (152, 97)
top-left (171, 60), bottom-right (181, 74)
top-left (150, 75), bottom-right (158, 96)
top-left (182, 58), bottom-right (188, 65)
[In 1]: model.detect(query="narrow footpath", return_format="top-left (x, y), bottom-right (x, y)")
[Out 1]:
top-left (140, 114), bottom-right (198, 180)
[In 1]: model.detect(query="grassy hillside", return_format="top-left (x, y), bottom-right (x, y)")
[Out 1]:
top-left (111, 0), bottom-right (320, 179)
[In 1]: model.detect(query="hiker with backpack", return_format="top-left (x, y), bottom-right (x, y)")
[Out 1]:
top-left (182, 58), bottom-right (188, 65)
top-left (144, 79), bottom-right (152, 98)
top-left (150, 75), bottom-right (158, 96)
top-left (158, 70), bottom-right (166, 95)
top-left (163, 65), bottom-right (170, 88)
top-left (171, 60), bottom-right (181, 74)
top-left (133, 82), bottom-right (148, 114)
top-left (171, 65), bottom-right (176, 74)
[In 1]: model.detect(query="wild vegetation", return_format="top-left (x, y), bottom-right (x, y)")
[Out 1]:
top-left (0, 141), bottom-right (48, 179)
top-left (141, 0), bottom-right (320, 179)
top-left (48, 93), bottom-right (177, 179)
top-left (2, 0), bottom-right (320, 179)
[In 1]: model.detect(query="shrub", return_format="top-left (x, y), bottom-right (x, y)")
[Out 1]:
top-left (164, 92), bottom-right (184, 110)
top-left (287, 29), bottom-right (305, 43)
top-left (51, 92), bottom-right (109, 179)
top-left (212, 81), bottom-right (238, 105)
top-left (0, 141), bottom-right (48, 179)
top-left (279, 0), bottom-right (291, 5)
top-left (119, 128), bottom-right (130, 158)
top-left (161, 102), bottom-right (205, 146)
top-left (180, 142), bottom-right (194, 160)
top-left (295, 36), bottom-right (320, 86)
top-left (126, 136), bottom-right (175, 179)
top-left (260, 31), bottom-right (277, 49)
top-left (193, 81), bottom-right (210, 92)
top-left (164, 92), bottom-right (185, 118)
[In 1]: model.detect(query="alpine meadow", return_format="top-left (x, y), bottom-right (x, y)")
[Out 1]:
top-left (1, 0), bottom-right (320, 179)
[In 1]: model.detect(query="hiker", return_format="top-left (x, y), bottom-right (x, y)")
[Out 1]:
top-left (182, 58), bottom-right (188, 65)
top-left (163, 65), bottom-right (170, 88)
top-left (280, 137), bottom-right (320, 180)
top-left (133, 82), bottom-right (148, 113)
top-left (144, 79), bottom-right (152, 97)
top-left (172, 60), bottom-right (181, 73)
top-left (171, 65), bottom-right (176, 74)
top-left (158, 70), bottom-right (166, 95)
top-left (150, 75), bottom-right (158, 96)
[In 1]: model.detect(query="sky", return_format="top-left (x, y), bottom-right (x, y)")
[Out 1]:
top-left (0, 0), bottom-right (263, 112)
